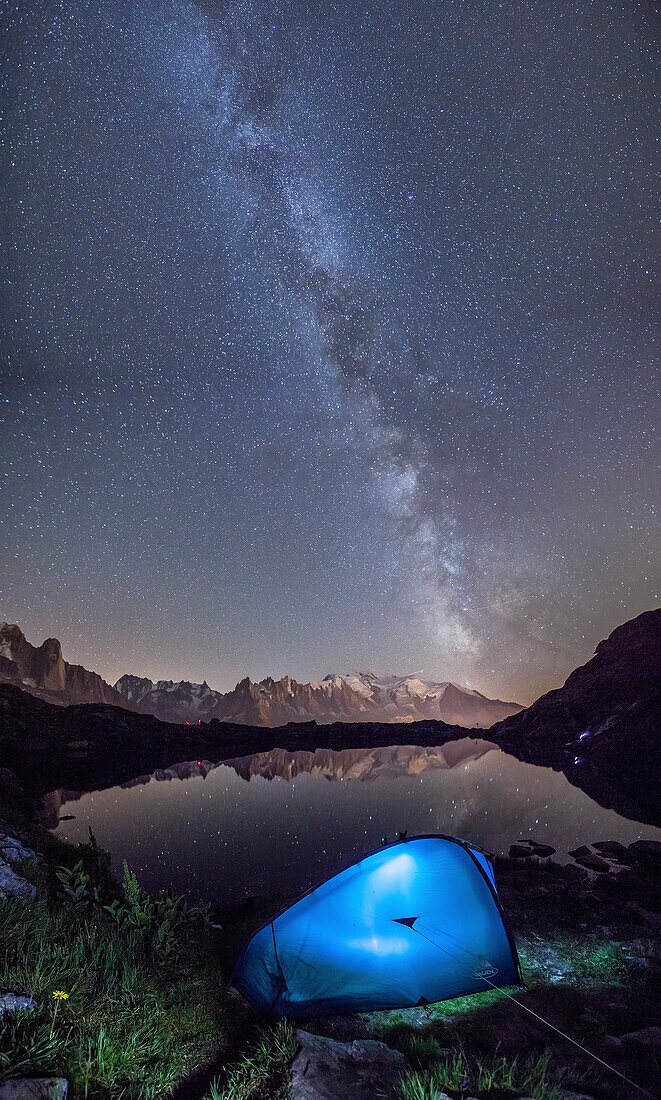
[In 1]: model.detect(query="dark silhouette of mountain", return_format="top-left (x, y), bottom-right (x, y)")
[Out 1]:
top-left (490, 608), bottom-right (661, 820)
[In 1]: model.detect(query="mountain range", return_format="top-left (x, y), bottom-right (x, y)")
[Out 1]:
top-left (0, 622), bottom-right (522, 728)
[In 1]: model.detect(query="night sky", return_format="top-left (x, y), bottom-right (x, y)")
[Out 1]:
top-left (2, 1), bottom-right (658, 703)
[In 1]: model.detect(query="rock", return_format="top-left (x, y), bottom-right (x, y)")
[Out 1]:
top-left (0, 1081), bottom-right (68, 1099)
top-left (618, 1026), bottom-right (661, 1052)
top-left (563, 864), bottom-right (589, 882)
top-left (509, 844), bottom-right (532, 859)
top-left (568, 845), bottom-right (591, 858)
top-left (0, 835), bottom-right (38, 865)
top-left (0, 993), bottom-right (37, 1019)
top-left (626, 839), bottom-right (661, 862)
top-left (290, 1029), bottom-right (409, 1099)
top-left (0, 859), bottom-right (37, 899)
top-left (522, 839), bottom-right (556, 855)
top-left (557, 1092), bottom-right (598, 1100)
top-left (574, 854), bottom-right (610, 873)
top-left (592, 840), bottom-right (626, 856)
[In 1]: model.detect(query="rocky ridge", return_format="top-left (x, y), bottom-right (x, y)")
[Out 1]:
top-left (112, 670), bottom-right (521, 728)
top-left (0, 624), bottom-right (126, 709)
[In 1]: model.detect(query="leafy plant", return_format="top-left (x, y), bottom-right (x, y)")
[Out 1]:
top-left (0, 891), bottom-right (225, 1096)
top-left (54, 860), bottom-right (96, 911)
top-left (101, 862), bottom-right (208, 957)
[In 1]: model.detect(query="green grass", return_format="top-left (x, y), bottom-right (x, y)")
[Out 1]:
top-left (204, 1022), bottom-right (297, 1100)
top-left (396, 1049), bottom-right (565, 1100)
top-left (0, 892), bottom-right (227, 1098)
top-left (365, 925), bottom-right (647, 1100)
top-left (516, 932), bottom-right (636, 990)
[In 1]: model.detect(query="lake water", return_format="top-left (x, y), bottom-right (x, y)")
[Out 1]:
top-left (50, 739), bottom-right (661, 907)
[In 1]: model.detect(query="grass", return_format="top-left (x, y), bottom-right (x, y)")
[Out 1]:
top-left (204, 1022), bottom-right (297, 1100)
top-left (367, 925), bottom-right (646, 1099)
top-left (373, 1024), bottom-right (579, 1100)
top-left (2, 827), bottom-right (657, 1099)
top-left (516, 932), bottom-right (635, 990)
top-left (0, 879), bottom-right (228, 1098)
top-left (395, 1049), bottom-right (566, 1100)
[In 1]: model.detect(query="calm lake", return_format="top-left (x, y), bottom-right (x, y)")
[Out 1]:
top-left (50, 739), bottom-right (661, 907)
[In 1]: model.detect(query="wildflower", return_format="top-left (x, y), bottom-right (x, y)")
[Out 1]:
top-left (52, 990), bottom-right (69, 1000)
top-left (50, 990), bottom-right (69, 1038)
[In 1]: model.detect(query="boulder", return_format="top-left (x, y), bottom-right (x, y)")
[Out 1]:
top-left (0, 835), bottom-right (38, 865)
top-left (568, 845), bottom-right (591, 858)
top-left (523, 840), bottom-right (554, 858)
top-left (509, 844), bottom-right (532, 859)
top-left (0, 859), bottom-right (37, 899)
top-left (0, 993), bottom-right (37, 1019)
top-left (528, 843), bottom-right (556, 857)
top-left (0, 1081), bottom-right (67, 1099)
top-left (617, 1026), bottom-right (661, 1052)
top-left (626, 839), bottom-right (661, 862)
top-left (290, 1029), bottom-right (408, 1099)
top-left (574, 854), bottom-right (610, 874)
top-left (592, 840), bottom-right (626, 856)
top-left (557, 1092), bottom-right (598, 1100)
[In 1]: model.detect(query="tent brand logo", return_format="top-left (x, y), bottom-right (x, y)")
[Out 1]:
top-left (473, 965), bottom-right (499, 979)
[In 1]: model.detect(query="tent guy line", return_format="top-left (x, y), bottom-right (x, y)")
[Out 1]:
top-left (401, 918), bottom-right (654, 1098)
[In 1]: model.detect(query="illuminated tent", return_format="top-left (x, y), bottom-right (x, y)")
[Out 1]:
top-left (232, 835), bottom-right (521, 1017)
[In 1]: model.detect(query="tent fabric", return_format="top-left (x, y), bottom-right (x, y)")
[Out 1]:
top-left (232, 835), bottom-right (521, 1017)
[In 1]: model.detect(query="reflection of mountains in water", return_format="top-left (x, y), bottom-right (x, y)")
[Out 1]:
top-left (223, 739), bottom-right (496, 782)
top-left (126, 738), bottom-right (497, 787)
top-left (45, 740), bottom-right (498, 821)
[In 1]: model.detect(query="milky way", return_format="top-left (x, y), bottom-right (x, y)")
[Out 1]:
top-left (1, 0), bottom-right (659, 701)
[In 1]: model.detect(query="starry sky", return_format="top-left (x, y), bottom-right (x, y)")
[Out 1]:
top-left (1, 0), bottom-right (659, 704)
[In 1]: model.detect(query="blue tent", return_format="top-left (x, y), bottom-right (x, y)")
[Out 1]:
top-left (232, 835), bottom-right (521, 1016)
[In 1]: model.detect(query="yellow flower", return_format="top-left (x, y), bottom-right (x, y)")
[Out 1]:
top-left (52, 990), bottom-right (69, 1000)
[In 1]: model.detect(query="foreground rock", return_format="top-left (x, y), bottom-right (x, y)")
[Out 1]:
top-left (0, 859), bottom-right (37, 899)
top-left (0, 1081), bottom-right (67, 1099)
top-left (290, 1029), bottom-right (408, 1099)
top-left (616, 1026), bottom-right (661, 1053)
top-left (0, 993), bottom-right (37, 1019)
top-left (0, 833), bottom-right (39, 899)
top-left (0, 835), bottom-right (38, 864)
top-left (573, 853), bottom-right (611, 873)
